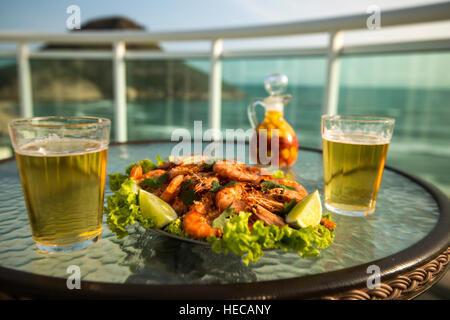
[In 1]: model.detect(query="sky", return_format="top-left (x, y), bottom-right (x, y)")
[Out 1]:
top-left (0, 0), bottom-right (449, 87)
top-left (1, 0), bottom-right (449, 50)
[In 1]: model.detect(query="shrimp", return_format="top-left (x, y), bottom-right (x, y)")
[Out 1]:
top-left (270, 178), bottom-right (308, 195)
top-left (141, 169), bottom-right (167, 180)
top-left (215, 183), bottom-right (248, 213)
top-left (265, 187), bottom-right (307, 203)
top-left (160, 174), bottom-right (184, 203)
top-left (244, 192), bottom-right (285, 212)
top-left (182, 201), bottom-right (222, 238)
top-left (130, 165), bottom-right (143, 180)
top-left (252, 205), bottom-right (285, 227)
top-left (192, 174), bottom-right (219, 194)
top-left (130, 165), bottom-right (167, 183)
top-left (168, 163), bottom-right (204, 179)
top-left (213, 160), bottom-right (273, 183)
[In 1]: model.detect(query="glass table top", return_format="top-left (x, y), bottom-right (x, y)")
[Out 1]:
top-left (0, 142), bottom-right (440, 285)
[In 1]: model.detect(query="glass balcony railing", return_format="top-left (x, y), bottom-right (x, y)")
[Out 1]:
top-left (29, 58), bottom-right (115, 132)
top-left (0, 58), bottom-right (18, 159)
top-left (126, 59), bottom-right (210, 140)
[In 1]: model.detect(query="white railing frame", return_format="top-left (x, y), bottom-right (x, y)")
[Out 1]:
top-left (113, 41), bottom-right (127, 143)
top-left (17, 43), bottom-right (33, 118)
top-left (0, 2), bottom-right (449, 141)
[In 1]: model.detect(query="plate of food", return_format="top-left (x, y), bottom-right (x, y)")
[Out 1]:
top-left (105, 155), bottom-right (335, 265)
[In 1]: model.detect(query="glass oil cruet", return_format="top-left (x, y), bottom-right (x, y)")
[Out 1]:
top-left (248, 73), bottom-right (298, 167)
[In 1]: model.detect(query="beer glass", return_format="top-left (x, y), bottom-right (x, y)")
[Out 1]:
top-left (321, 115), bottom-right (395, 216)
top-left (9, 116), bottom-right (110, 252)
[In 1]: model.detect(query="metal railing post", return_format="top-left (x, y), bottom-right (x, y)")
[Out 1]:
top-left (113, 41), bottom-right (127, 142)
top-left (323, 31), bottom-right (343, 115)
top-left (17, 42), bottom-right (33, 118)
top-left (209, 39), bottom-right (223, 140)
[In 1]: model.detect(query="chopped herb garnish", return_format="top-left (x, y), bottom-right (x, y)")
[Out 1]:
top-left (201, 160), bottom-right (217, 170)
top-left (179, 179), bottom-right (199, 205)
top-left (261, 181), bottom-right (295, 192)
top-left (279, 199), bottom-right (297, 217)
top-left (209, 180), bottom-right (238, 192)
top-left (140, 172), bottom-right (169, 190)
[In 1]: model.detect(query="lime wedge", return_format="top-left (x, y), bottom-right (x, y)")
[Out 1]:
top-left (285, 190), bottom-right (322, 228)
top-left (138, 188), bottom-right (178, 228)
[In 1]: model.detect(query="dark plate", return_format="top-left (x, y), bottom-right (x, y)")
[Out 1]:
top-left (151, 228), bottom-right (211, 246)
top-left (150, 226), bottom-right (277, 250)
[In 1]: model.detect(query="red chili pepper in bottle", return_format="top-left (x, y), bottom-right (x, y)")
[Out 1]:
top-left (248, 73), bottom-right (298, 167)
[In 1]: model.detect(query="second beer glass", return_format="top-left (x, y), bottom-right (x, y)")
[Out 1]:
top-left (321, 115), bottom-right (395, 216)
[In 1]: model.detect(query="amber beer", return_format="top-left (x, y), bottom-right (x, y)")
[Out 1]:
top-left (15, 139), bottom-right (108, 250)
top-left (323, 135), bottom-right (389, 214)
top-left (321, 115), bottom-right (394, 216)
top-left (9, 116), bottom-right (110, 252)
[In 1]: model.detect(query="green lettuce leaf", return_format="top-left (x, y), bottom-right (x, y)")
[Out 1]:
top-left (271, 169), bottom-right (292, 180)
top-left (211, 206), bottom-right (235, 229)
top-left (139, 159), bottom-right (157, 172)
top-left (104, 178), bottom-right (156, 238)
top-left (163, 218), bottom-right (190, 238)
top-left (108, 173), bottom-right (128, 192)
top-left (156, 155), bottom-right (167, 166)
top-left (208, 211), bottom-right (334, 265)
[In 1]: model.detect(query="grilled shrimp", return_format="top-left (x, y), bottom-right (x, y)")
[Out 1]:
top-left (130, 165), bottom-right (143, 180)
top-left (141, 169), bottom-right (167, 180)
top-left (265, 187), bottom-right (307, 203)
top-left (168, 163), bottom-right (205, 179)
top-left (270, 178), bottom-right (308, 195)
top-left (130, 165), bottom-right (167, 183)
top-left (160, 174), bottom-right (184, 203)
top-left (215, 183), bottom-right (248, 213)
top-left (252, 205), bottom-right (286, 227)
top-left (182, 201), bottom-right (222, 238)
top-left (244, 193), bottom-right (285, 212)
top-left (213, 160), bottom-right (273, 183)
top-left (192, 174), bottom-right (219, 194)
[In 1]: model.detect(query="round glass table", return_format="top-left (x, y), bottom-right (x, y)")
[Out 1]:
top-left (0, 141), bottom-right (448, 299)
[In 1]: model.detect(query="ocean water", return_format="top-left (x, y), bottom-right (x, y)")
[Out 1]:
top-left (23, 85), bottom-right (450, 195)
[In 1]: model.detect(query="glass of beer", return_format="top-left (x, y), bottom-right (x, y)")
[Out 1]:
top-left (9, 116), bottom-right (110, 252)
top-left (321, 115), bottom-right (395, 216)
